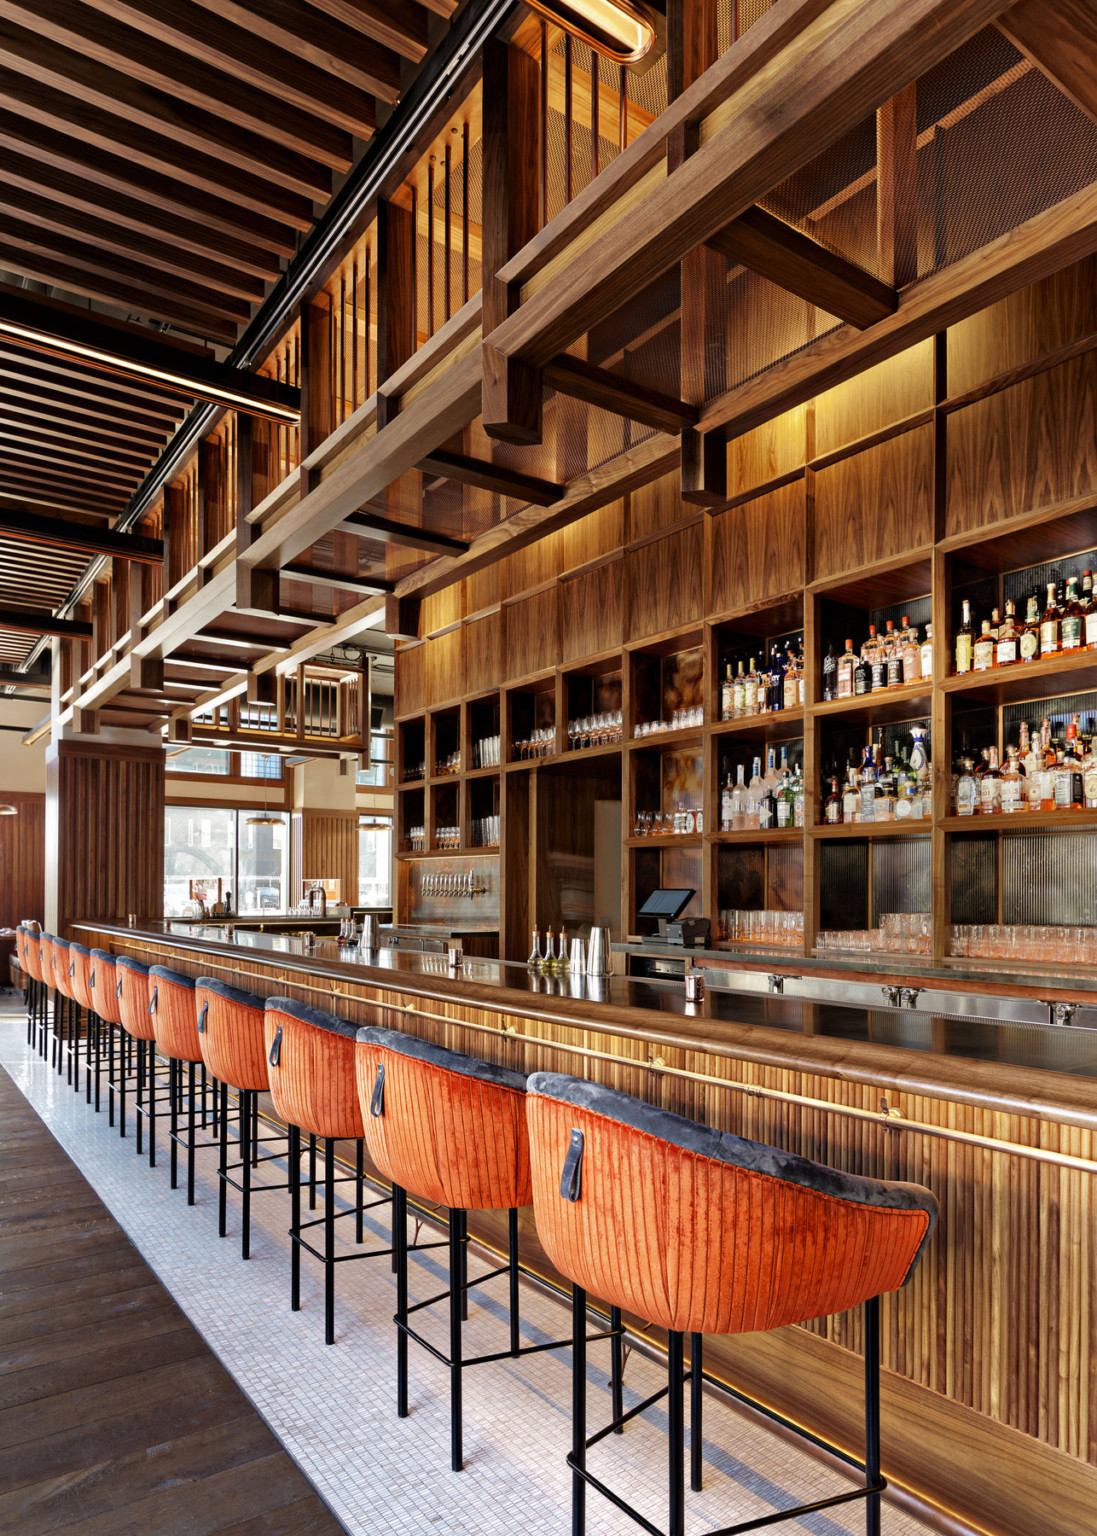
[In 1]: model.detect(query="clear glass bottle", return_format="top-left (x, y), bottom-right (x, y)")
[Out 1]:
top-left (1001, 746), bottom-right (1023, 814)
top-left (743, 657), bottom-right (759, 717)
top-left (793, 764), bottom-right (805, 828)
top-left (721, 663), bottom-right (735, 721)
top-left (763, 746), bottom-right (780, 797)
top-left (731, 763), bottom-right (749, 830)
top-left (746, 757), bottom-right (764, 828)
top-left (979, 746), bottom-right (1002, 814)
top-left (732, 660), bottom-right (746, 718)
top-left (1040, 581), bottom-right (1061, 656)
top-left (955, 599), bottom-right (975, 674)
top-left (721, 771), bottom-right (735, 832)
top-left (956, 757), bottom-right (978, 816)
top-left (874, 756), bottom-right (896, 820)
top-left (824, 775), bottom-right (842, 824)
top-left (556, 928), bottom-right (570, 973)
top-left (842, 766), bottom-right (860, 824)
top-left (838, 638), bottom-right (856, 697)
top-left (526, 927), bottom-right (542, 971)
top-left (973, 619), bottom-right (995, 671)
top-left (1062, 576), bottom-right (1084, 651)
top-left (859, 743), bottom-right (877, 823)
top-left (920, 622), bottom-right (934, 681)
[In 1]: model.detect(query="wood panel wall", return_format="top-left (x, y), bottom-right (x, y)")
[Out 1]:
top-left (46, 743), bottom-right (164, 935)
top-left (0, 791), bottom-right (45, 977)
top-left (292, 809), bottom-right (358, 905)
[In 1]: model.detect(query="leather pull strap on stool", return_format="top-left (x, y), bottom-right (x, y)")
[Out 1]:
top-left (263, 998), bottom-right (390, 1346)
top-left (355, 1026), bottom-right (621, 1473)
top-left (526, 1072), bottom-right (939, 1536)
top-left (195, 976), bottom-right (289, 1260)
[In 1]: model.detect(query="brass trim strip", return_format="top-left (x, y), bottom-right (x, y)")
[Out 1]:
top-left (108, 940), bottom-right (1097, 1175)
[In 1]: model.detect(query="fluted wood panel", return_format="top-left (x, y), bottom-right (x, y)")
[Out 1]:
top-left (46, 743), bottom-right (164, 936)
top-left (527, 1093), bottom-right (931, 1334)
top-left (93, 932), bottom-right (1097, 1536)
top-left (196, 985), bottom-right (269, 1091)
top-left (946, 352), bottom-right (1097, 538)
top-left (150, 970), bottom-right (200, 1063)
top-left (263, 1005), bottom-right (363, 1139)
top-left (295, 810), bottom-right (358, 904)
top-left (504, 587), bottom-right (559, 679)
top-left (814, 423), bottom-right (934, 579)
top-left (560, 557), bottom-right (624, 663)
top-left (626, 522), bottom-right (703, 641)
top-left (711, 479), bottom-right (805, 617)
top-left (355, 1039), bottom-right (531, 1210)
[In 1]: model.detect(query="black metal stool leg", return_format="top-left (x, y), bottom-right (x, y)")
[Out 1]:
top-left (169, 1056), bottom-right (179, 1188)
top-left (308, 1132), bottom-right (317, 1209)
top-left (355, 1139), bottom-right (364, 1244)
top-left (508, 1207), bottom-right (520, 1355)
top-left (458, 1207), bottom-right (468, 1323)
top-left (449, 1205), bottom-right (463, 1471)
top-left (690, 1332), bottom-right (703, 1492)
top-left (394, 1183), bottom-right (408, 1417)
top-left (187, 1061), bottom-right (196, 1205)
top-left (572, 1283), bottom-right (587, 1536)
top-left (865, 1295), bottom-right (881, 1536)
top-left (218, 1080), bottom-right (228, 1239)
top-left (241, 1089), bottom-right (252, 1260)
top-left (85, 1009), bottom-right (92, 1104)
top-left (120, 1030), bottom-right (129, 1140)
top-left (289, 1122), bottom-right (301, 1311)
top-left (252, 1093), bottom-right (259, 1168)
top-left (324, 1137), bottom-right (336, 1344)
top-left (107, 1022), bottom-right (116, 1128)
top-left (611, 1306), bottom-right (623, 1430)
top-left (201, 1063), bottom-right (208, 1130)
top-left (93, 1013), bottom-right (101, 1113)
top-left (148, 1043), bottom-right (157, 1167)
top-left (668, 1330), bottom-right (685, 1536)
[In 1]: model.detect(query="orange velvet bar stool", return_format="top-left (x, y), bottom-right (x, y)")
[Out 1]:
top-left (50, 936), bottom-right (74, 1085)
top-left (355, 1025), bottom-right (602, 1473)
top-left (526, 1072), bottom-right (939, 1536)
top-left (148, 965), bottom-right (207, 1206)
top-left (18, 926), bottom-right (45, 1055)
top-left (38, 934), bottom-right (59, 1069)
top-left (90, 949), bottom-right (124, 1131)
top-left (68, 942), bottom-right (101, 1112)
top-left (263, 997), bottom-right (380, 1346)
top-left (117, 955), bottom-right (159, 1159)
top-left (195, 976), bottom-right (287, 1260)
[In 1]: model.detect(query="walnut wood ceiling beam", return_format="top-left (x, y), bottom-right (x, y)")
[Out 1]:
top-left (706, 206), bottom-right (898, 328)
top-left (997, 0), bottom-right (1097, 123)
top-left (190, 0), bottom-right (427, 69)
top-left (0, 109), bottom-right (298, 256)
top-left (0, 607), bottom-right (92, 640)
top-left (0, 509), bottom-right (164, 566)
top-left (0, 289), bottom-right (300, 422)
top-left (0, 6), bottom-right (357, 166)
top-left (281, 564), bottom-right (396, 596)
top-left (0, 442), bottom-right (143, 491)
top-left (77, 0), bottom-right (399, 112)
top-left (338, 511), bottom-right (469, 555)
top-left (0, 24), bottom-right (336, 203)
top-left (542, 354), bottom-right (699, 435)
top-left (417, 448), bottom-right (565, 507)
top-left (482, 0), bottom-right (1012, 436)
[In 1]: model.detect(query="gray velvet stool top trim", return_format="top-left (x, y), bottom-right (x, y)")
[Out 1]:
top-left (68, 941), bottom-right (91, 959)
top-left (528, 1072), bottom-right (939, 1230)
top-left (197, 975), bottom-right (267, 1012)
top-left (38, 932), bottom-right (55, 944)
top-left (50, 937), bottom-right (69, 950)
top-left (117, 955), bottom-right (150, 976)
top-left (90, 949), bottom-right (117, 967)
top-left (149, 964), bottom-right (196, 991)
top-left (267, 995), bottom-right (358, 1041)
top-left (357, 1024), bottom-right (529, 1093)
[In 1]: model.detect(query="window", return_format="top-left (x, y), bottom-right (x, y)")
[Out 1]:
top-left (163, 807), bottom-right (290, 917)
top-left (239, 752), bottom-right (284, 780)
top-left (166, 747), bottom-right (232, 776)
top-left (358, 816), bottom-right (393, 908)
top-left (356, 730), bottom-right (393, 788)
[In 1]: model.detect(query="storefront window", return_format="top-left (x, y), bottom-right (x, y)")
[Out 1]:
top-left (358, 817), bottom-right (393, 908)
top-left (163, 807), bottom-right (289, 916)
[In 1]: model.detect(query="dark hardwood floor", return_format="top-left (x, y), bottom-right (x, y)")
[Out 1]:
top-left (0, 1064), bottom-right (347, 1535)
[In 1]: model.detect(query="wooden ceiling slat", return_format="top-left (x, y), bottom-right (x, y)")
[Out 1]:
top-left (190, 0), bottom-right (426, 74)
top-left (0, 81), bottom-right (316, 228)
top-left (0, 188), bottom-right (269, 302)
top-left (0, 398), bottom-right (172, 453)
top-left (0, 27), bottom-right (335, 204)
top-left (81, 0), bottom-right (399, 113)
top-left (0, 464), bottom-right (133, 503)
top-left (0, 153), bottom-right (282, 282)
top-left (0, 348), bottom-right (191, 417)
top-left (0, 110), bottom-right (299, 254)
top-left (0, 441), bottom-right (144, 489)
top-left (0, 6), bottom-right (357, 169)
top-left (0, 417), bottom-right (155, 468)
top-left (0, 473), bottom-right (126, 515)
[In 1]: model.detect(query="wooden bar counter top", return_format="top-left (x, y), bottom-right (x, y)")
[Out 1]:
top-left (74, 922), bottom-right (1097, 1536)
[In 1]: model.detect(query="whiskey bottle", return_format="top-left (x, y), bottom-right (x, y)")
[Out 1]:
top-left (973, 619), bottom-right (995, 672)
top-left (1001, 746), bottom-right (1023, 814)
top-left (1040, 581), bottom-right (1061, 656)
top-left (1019, 594), bottom-right (1041, 662)
top-left (824, 776), bottom-right (842, 824)
top-left (920, 622), bottom-right (934, 681)
top-left (854, 637), bottom-right (871, 696)
top-left (784, 649), bottom-right (799, 710)
top-left (1082, 733), bottom-right (1097, 809)
top-left (1056, 714), bottom-right (1084, 808)
top-left (956, 757), bottom-right (978, 816)
top-left (885, 620), bottom-right (903, 688)
top-left (996, 599), bottom-right (1020, 667)
top-left (902, 619), bottom-right (920, 683)
top-left (721, 664), bottom-right (735, 721)
top-left (744, 657), bottom-right (759, 716)
top-left (837, 639), bottom-right (856, 697)
top-left (1084, 571), bottom-right (1097, 649)
top-left (822, 642), bottom-right (838, 701)
top-left (1062, 576), bottom-right (1084, 651)
top-left (870, 626), bottom-right (887, 692)
top-left (955, 599), bottom-right (975, 673)
top-left (979, 746), bottom-right (1002, 814)
top-left (732, 660), bottom-right (746, 718)
top-left (842, 767), bottom-right (860, 823)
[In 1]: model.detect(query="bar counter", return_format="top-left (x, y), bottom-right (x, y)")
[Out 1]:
top-left (74, 922), bottom-right (1097, 1536)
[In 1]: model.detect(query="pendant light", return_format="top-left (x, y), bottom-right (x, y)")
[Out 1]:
top-left (246, 758), bottom-right (281, 826)
top-left (0, 804), bottom-right (16, 816)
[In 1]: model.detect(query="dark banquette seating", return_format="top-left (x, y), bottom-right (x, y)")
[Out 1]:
top-left (526, 1071), bottom-right (939, 1536)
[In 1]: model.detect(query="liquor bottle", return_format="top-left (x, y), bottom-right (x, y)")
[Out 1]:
top-left (837, 639), bottom-right (856, 697)
top-left (731, 763), bottom-right (749, 829)
top-left (956, 757), bottom-right (978, 816)
top-left (859, 743), bottom-right (877, 823)
top-left (1056, 714), bottom-right (1084, 808)
top-left (763, 746), bottom-right (780, 798)
top-left (973, 620), bottom-right (995, 672)
top-left (902, 619), bottom-right (920, 684)
top-left (1001, 746), bottom-right (1023, 814)
top-left (682, 802), bottom-right (697, 835)
top-left (1023, 723), bottom-right (1043, 811)
top-left (854, 635), bottom-right (872, 696)
top-left (870, 626), bottom-right (887, 692)
top-left (1083, 732), bottom-right (1097, 809)
top-left (744, 657), bottom-right (759, 717)
top-left (777, 768), bottom-right (796, 827)
top-left (793, 764), bottom-right (806, 828)
top-left (721, 771), bottom-right (735, 832)
top-left (979, 746), bottom-right (1002, 814)
top-left (721, 664), bottom-right (735, 721)
top-left (875, 756), bottom-right (896, 820)
top-left (1020, 594), bottom-right (1041, 662)
top-left (1085, 572), bottom-right (1097, 649)
top-left (996, 599), bottom-right (1020, 667)
top-left (884, 620), bottom-right (902, 688)
top-left (526, 928), bottom-right (542, 971)
top-left (1040, 581), bottom-right (1061, 656)
top-left (1062, 576), bottom-right (1084, 651)
top-left (1040, 718), bottom-right (1056, 811)
top-left (732, 661), bottom-right (746, 718)
top-left (920, 622), bottom-right (934, 681)
top-left (556, 928), bottom-right (570, 973)
top-left (842, 766), bottom-right (860, 824)
top-left (768, 647), bottom-right (784, 713)
top-left (784, 649), bottom-right (800, 710)
top-left (822, 641), bottom-right (837, 701)
top-left (746, 756), bottom-right (764, 828)
top-left (908, 724), bottom-right (929, 783)
top-left (542, 928), bottom-right (557, 973)
top-left (955, 599), bottom-right (975, 673)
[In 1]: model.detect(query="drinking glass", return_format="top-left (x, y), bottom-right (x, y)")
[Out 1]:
top-left (569, 719), bottom-right (580, 751)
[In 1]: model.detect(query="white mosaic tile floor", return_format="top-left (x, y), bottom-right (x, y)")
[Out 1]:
top-left (1, 1004), bottom-right (940, 1536)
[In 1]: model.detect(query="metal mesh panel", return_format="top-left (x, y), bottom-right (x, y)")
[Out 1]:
top-left (1002, 546), bottom-right (1097, 609)
top-left (762, 114), bottom-right (880, 277)
top-left (718, 0), bottom-right (777, 54)
top-left (726, 267), bottom-right (841, 389)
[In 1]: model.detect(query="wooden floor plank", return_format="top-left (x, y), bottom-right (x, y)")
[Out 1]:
top-left (0, 1066), bottom-right (347, 1536)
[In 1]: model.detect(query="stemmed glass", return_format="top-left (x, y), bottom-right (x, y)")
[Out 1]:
top-left (569, 719), bottom-right (580, 752)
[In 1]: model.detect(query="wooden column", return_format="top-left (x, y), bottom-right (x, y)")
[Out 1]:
top-left (377, 198), bottom-right (416, 391)
top-left (235, 413), bottom-right (276, 612)
top-left (877, 85), bottom-right (919, 288)
top-left (299, 299), bottom-right (332, 495)
top-left (45, 740), bottom-right (165, 936)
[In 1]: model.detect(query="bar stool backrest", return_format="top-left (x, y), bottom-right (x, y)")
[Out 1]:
top-left (51, 937), bottom-right (72, 1000)
top-left (69, 942), bottom-right (95, 1013)
top-left (117, 955), bottom-right (156, 1041)
top-left (195, 976), bottom-right (269, 1091)
top-left (356, 1025), bottom-right (532, 1211)
top-left (149, 965), bottom-right (201, 1063)
top-left (263, 997), bottom-right (363, 1140)
top-left (526, 1072), bottom-right (939, 1337)
top-left (39, 933), bottom-right (55, 990)
top-left (23, 928), bottom-right (42, 984)
top-left (90, 950), bottom-right (122, 1025)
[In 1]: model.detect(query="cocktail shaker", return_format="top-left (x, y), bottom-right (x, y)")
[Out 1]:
top-left (360, 915), bottom-right (379, 951)
top-left (585, 926), bottom-right (612, 976)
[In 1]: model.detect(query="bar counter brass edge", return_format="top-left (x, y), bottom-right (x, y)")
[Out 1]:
top-left (77, 924), bottom-right (1097, 1140)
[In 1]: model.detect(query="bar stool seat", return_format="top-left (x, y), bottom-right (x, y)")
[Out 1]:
top-left (195, 976), bottom-right (288, 1259)
top-left (18, 926), bottom-right (45, 1054)
top-left (526, 1071), bottom-right (938, 1536)
top-left (355, 1025), bottom-right (611, 1472)
top-left (149, 965), bottom-right (208, 1205)
top-left (117, 955), bottom-right (160, 1159)
top-left (90, 949), bottom-right (123, 1129)
top-left (68, 942), bottom-right (100, 1110)
top-left (49, 936), bottom-right (74, 1085)
top-left (38, 934), bottom-right (59, 1069)
top-left (263, 997), bottom-right (388, 1345)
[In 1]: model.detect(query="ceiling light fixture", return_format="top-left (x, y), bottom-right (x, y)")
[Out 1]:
top-left (0, 803), bottom-right (17, 816)
top-left (245, 758), bottom-right (283, 826)
top-left (524, 0), bottom-right (655, 62)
